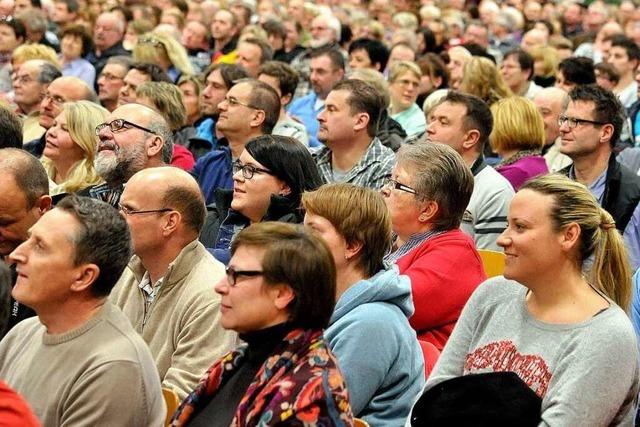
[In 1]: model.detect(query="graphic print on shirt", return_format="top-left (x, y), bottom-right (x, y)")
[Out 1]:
top-left (464, 340), bottom-right (552, 398)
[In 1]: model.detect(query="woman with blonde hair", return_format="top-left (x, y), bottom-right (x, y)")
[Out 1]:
top-left (490, 96), bottom-right (548, 190)
top-left (459, 56), bottom-right (512, 106)
top-left (528, 45), bottom-right (559, 87)
top-left (132, 32), bottom-right (194, 82)
top-left (388, 60), bottom-right (427, 139)
top-left (408, 174), bottom-right (638, 425)
top-left (41, 101), bottom-right (108, 195)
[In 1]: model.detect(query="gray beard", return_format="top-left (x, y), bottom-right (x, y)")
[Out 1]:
top-left (94, 145), bottom-right (147, 186)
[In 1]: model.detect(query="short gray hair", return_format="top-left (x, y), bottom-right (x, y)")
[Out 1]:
top-left (37, 62), bottom-right (62, 84)
top-left (396, 142), bottom-right (474, 231)
top-left (148, 120), bottom-right (174, 164)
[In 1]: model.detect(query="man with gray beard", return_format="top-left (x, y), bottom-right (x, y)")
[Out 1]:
top-left (79, 103), bottom-right (172, 207)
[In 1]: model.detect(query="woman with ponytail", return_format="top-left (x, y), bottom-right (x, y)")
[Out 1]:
top-left (407, 174), bottom-right (639, 426)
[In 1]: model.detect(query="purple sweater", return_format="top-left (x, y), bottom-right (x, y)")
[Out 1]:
top-left (496, 155), bottom-right (548, 191)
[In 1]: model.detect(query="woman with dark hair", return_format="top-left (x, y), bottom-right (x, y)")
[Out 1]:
top-left (60, 24), bottom-right (95, 87)
top-left (201, 134), bottom-right (324, 264)
top-left (171, 222), bottom-right (354, 426)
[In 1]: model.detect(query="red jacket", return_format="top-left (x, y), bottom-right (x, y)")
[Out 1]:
top-left (396, 229), bottom-right (486, 350)
top-left (0, 381), bottom-right (40, 426)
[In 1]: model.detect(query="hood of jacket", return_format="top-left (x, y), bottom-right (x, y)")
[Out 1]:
top-left (330, 267), bottom-right (414, 325)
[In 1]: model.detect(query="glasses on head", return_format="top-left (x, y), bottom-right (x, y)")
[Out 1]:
top-left (383, 178), bottom-right (417, 195)
top-left (225, 266), bottom-right (264, 286)
top-left (95, 119), bottom-right (157, 136)
top-left (118, 203), bottom-right (172, 216)
top-left (232, 159), bottom-right (274, 180)
top-left (557, 115), bottom-right (606, 129)
top-left (223, 96), bottom-right (258, 109)
top-left (138, 37), bottom-right (165, 48)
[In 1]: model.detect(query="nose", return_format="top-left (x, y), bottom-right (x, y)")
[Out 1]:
top-left (97, 124), bottom-right (113, 140)
top-left (496, 228), bottom-right (510, 248)
top-left (214, 277), bottom-right (229, 295)
top-left (558, 119), bottom-right (570, 133)
top-left (8, 241), bottom-right (27, 265)
top-left (218, 98), bottom-right (228, 111)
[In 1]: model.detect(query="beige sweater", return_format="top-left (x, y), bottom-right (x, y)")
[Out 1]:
top-left (0, 303), bottom-right (166, 426)
top-left (111, 240), bottom-right (237, 400)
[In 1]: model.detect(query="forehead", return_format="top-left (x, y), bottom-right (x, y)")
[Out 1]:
top-left (0, 23), bottom-right (15, 33)
top-left (109, 105), bottom-right (147, 123)
top-left (31, 209), bottom-right (80, 245)
top-left (227, 82), bottom-right (251, 98)
top-left (510, 189), bottom-right (553, 219)
top-left (534, 93), bottom-right (563, 110)
top-left (0, 173), bottom-right (28, 212)
top-left (230, 244), bottom-right (265, 269)
top-left (17, 62), bottom-right (39, 76)
top-left (311, 55), bottom-right (333, 69)
top-left (325, 89), bottom-right (349, 106)
top-left (48, 79), bottom-right (83, 98)
top-left (257, 74), bottom-right (280, 92)
top-left (610, 46), bottom-right (629, 57)
top-left (396, 70), bottom-right (420, 81)
top-left (97, 14), bottom-right (117, 27)
top-left (238, 42), bottom-right (260, 54)
top-left (565, 99), bottom-right (596, 116)
top-left (215, 10), bottom-right (233, 22)
top-left (103, 63), bottom-right (127, 76)
top-left (206, 69), bottom-right (224, 84)
top-left (125, 69), bottom-right (150, 83)
top-left (186, 21), bottom-right (206, 33)
top-left (432, 101), bottom-right (467, 118)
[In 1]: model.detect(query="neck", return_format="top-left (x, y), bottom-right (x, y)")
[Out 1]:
top-left (571, 149), bottom-right (610, 186)
top-left (279, 108), bottom-right (287, 121)
top-left (38, 298), bottom-right (106, 335)
top-left (228, 132), bottom-right (261, 158)
top-left (102, 98), bottom-right (118, 112)
top-left (397, 223), bottom-right (433, 245)
top-left (215, 36), bottom-right (232, 50)
top-left (17, 102), bottom-right (39, 116)
top-left (500, 149), bottom-right (519, 159)
top-left (389, 102), bottom-right (409, 115)
top-left (336, 264), bottom-right (368, 300)
top-left (515, 80), bottom-right (529, 97)
top-left (615, 74), bottom-right (634, 92)
top-left (53, 158), bottom-right (80, 183)
top-left (139, 238), bottom-right (190, 284)
top-left (462, 150), bottom-right (481, 167)
top-left (329, 134), bottom-right (372, 172)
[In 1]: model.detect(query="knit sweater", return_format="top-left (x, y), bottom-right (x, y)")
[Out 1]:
top-left (423, 277), bottom-right (639, 426)
top-left (110, 240), bottom-right (237, 400)
top-left (395, 229), bottom-right (486, 350)
top-left (0, 303), bottom-right (165, 426)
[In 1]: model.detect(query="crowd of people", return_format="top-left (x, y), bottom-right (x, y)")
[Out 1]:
top-left (2, 0), bottom-right (640, 424)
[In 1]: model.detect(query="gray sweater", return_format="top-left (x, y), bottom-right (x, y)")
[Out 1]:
top-left (417, 277), bottom-right (640, 426)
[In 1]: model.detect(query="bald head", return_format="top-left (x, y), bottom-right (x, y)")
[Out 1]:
top-left (534, 87), bottom-right (567, 145)
top-left (126, 166), bottom-right (206, 235)
top-left (40, 76), bottom-right (98, 129)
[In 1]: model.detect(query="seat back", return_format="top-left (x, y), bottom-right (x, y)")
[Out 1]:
top-left (477, 249), bottom-right (505, 278)
top-left (162, 387), bottom-right (180, 427)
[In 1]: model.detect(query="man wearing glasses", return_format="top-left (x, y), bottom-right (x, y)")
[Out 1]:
top-left (81, 103), bottom-right (172, 207)
top-left (23, 75), bottom-right (98, 158)
top-left (111, 167), bottom-right (236, 400)
top-left (192, 78), bottom-right (280, 205)
top-left (559, 84), bottom-right (640, 271)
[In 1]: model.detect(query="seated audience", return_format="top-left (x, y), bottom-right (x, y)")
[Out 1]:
top-left (112, 167), bottom-right (237, 400)
top-left (387, 61), bottom-right (427, 139)
top-left (0, 196), bottom-right (165, 425)
top-left (382, 142), bottom-right (486, 349)
top-left (303, 183), bottom-right (424, 425)
top-left (409, 174), bottom-right (638, 426)
top-left (42, 100), bottom-right (107, 196)
top-left (491, 96), bottom-right (549, 190)
top-left (171, 222), bottom-right (354, 425)
top-left (202, 134), bottom-right (323, 264)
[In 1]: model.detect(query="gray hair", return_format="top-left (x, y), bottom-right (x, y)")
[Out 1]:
top-left (37, 62), bottom-right (62, 84)
top-left (396, 142), bottom-right (474, 231)
top-left (148, 120), bottom-right (174, 164)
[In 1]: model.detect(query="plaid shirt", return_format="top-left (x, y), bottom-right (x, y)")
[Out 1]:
top-left (87, 183), bottom-right (123, 208)
top-left (384, 230), bottom-right (445, 265)
top-left (313, 137), bottom-right (395, 190)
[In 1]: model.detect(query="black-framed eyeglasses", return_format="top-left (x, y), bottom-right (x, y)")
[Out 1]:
top-left (138, 37), bottom-right (165, 48)
top-left (95, 119), bottom-right (157, 136)
top-left (118, 203), bottom-right (173, 216)
top-left (383, 178), bottom-right (417, 195)
top-left (558, 115), bottom-right (607, 129)
top-left (224, 96), bottom-right (258, 109)
top-left (232, 160), bottom-right (274, 180)
top-left (225, 266), bottom-right (264, 286)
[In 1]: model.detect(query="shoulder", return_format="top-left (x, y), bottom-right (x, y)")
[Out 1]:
top-left (475, 166), bottom-right (515, 194)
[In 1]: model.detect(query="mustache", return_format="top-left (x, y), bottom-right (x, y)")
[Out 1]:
top-left (98, 140), bottom-right (120, 153)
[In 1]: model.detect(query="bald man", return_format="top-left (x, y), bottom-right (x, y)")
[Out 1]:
top-left (110, 167), bottom-right (236, 400)
top-left (533, 87), bottom-right (572, 172)
top-left (24, 75), bottom-right (98, 157)
top-left (82, 103), bottom-right (173, 207)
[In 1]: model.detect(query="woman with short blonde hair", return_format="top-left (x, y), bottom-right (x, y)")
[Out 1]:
top-left (41, 101), bottom-right (108, 195)
top-left (388, 60), bottom-right (426, 138)
top-left (459, 56), bottom-right (512, 106)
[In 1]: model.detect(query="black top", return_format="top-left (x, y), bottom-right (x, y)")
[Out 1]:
top-left (2, 263), bottom-right (36, 338)
top-left (188, 323), bottom-right (291, 427)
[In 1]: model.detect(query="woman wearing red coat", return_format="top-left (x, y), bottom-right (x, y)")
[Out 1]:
top-left (382, 142), bottom-right (487, 350)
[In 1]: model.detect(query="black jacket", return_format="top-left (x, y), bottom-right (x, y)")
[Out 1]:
top-left (560, 154), bottom-right (640, 232)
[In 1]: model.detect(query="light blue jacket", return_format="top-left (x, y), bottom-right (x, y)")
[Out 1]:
top-left (631, 268), bottom-right (640, 338)
top-left (325, 267), bottom-right (424, 426)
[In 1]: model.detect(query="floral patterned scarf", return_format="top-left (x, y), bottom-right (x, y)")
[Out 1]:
top-left (171, 328), bottom-right (354, 426)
